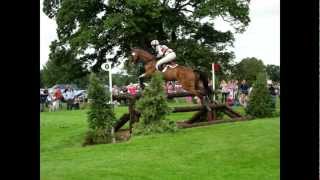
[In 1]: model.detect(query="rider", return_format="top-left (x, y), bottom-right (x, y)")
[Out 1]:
top-left (150, 40), bottom-right (176, 71)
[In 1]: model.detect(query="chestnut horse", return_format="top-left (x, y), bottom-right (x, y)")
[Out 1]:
top-left (130, 48), bottom-right (212, 104)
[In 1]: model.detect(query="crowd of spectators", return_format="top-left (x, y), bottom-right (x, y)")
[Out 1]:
top-left (40, 85), bottom-right (85, 112)
top-left (41, 79), bottom-right (280, 111)
top-left (217, 79), bottom-right (280, 107)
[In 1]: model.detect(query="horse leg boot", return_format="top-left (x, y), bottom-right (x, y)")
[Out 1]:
top-left (139, 77), bottom-right (145, 90)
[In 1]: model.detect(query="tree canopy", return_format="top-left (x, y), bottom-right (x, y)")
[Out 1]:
top-left (266, 64), bottom-right (280, 82)
top-left (232, 57), bottom-right (266, 85)
top-left (43, 0), bottom-right (251, 76)
top-left (41, 40), bottom-right (89, 88)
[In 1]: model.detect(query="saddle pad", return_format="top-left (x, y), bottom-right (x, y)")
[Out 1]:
top-left (162, 64), bottom-right (178, 72)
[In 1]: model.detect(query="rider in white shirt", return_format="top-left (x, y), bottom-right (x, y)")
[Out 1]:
top-left (150, 40), bottom-right (176, 71)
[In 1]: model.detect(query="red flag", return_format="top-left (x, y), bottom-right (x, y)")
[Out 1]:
top-left (212, 64), bottom-right (220, 72)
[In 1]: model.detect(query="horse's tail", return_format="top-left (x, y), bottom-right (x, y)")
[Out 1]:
top-left (195, 70), bottom-right (213, 99)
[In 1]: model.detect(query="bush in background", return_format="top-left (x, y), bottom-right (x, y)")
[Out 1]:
top-left (245, 73), bottom-right (275, 118)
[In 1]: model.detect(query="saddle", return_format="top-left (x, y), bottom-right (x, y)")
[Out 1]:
top-left (159, 61), bottom-right (178, 72)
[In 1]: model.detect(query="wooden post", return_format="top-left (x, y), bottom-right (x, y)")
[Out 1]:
top-left (128, 99), bottom-right (133, 134)
top-left (212, 63), bottom-right (216, 101)
top-left (212, 109), bottom-right (216, 121)
top-left (111, 127), bottom-right (116, 143)
top-left (207, 110), bottom-right (213, 122)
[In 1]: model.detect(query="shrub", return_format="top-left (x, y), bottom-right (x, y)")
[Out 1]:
top-left (134, 72), bottom-right (177, 135)
top-left (83, 73), bottom-right (116, 146)
top-left (245, 72), bottom-right (275, 118)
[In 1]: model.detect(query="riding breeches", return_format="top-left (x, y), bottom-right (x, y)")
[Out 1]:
top-left (156, 52), bottom-right (176, 70)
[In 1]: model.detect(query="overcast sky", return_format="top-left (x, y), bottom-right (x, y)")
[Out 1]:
top-left (40, 0), bottom-right (280, 69)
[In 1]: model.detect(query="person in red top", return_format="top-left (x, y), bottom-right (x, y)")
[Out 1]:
top-left (53, 87), bottom-right (63, 110)
top-left (127, 83), bottom-right (137, 96)
top-left (54, 87), bottom-right (63, 100)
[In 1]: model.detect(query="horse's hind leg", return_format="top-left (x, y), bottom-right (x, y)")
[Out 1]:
top-left (180, 80), bottom-right (207, 106)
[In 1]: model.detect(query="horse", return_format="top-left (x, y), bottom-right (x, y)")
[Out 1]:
top-left (129, 48), bottom-right (212, 105)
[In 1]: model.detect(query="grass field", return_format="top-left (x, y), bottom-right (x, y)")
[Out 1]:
top-left (41, 98), bottom-right (280, 180)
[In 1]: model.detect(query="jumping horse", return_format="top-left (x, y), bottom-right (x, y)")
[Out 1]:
top-left (130, 48), bottom-right (212, 105)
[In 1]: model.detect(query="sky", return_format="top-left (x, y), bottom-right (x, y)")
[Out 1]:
top-left (40, 0), bottom-right (280, 70)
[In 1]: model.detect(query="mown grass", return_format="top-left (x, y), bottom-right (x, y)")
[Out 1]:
top-left (41, 98), bottom-right (280, 180)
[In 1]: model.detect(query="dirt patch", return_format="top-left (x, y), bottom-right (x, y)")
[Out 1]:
top-left (115, 129), bottom-right (131, 142)
top-left (82, 129), bottom-right (132, 147)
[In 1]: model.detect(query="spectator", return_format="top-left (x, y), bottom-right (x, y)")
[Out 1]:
top-left (268, 83), bottom-right (277, 108)
top-left (64, 86), bottom-right (75, 110)
top-left (167, 81), bottom-right (175, 94)
top-left (73, 96), bottom-right (80, 110)
top-left (175, 83), bottom-right (183, 93)
top-left (220, 80), bottom-right (229, 103)
top-left (53, 87), bottom-right (63, 110)
top-left (194, 96), bottom-right (201, 104)
top-left (40, 94), bottom-right (43, 112)
top-left (227, 80), bottom-right (234, 98)
top-left (46, 93), bottom-right (53, 106)
top-left (226, 95), bottom-right (234, 106)
top-left (226, 80), bottom-right (235, 106)
top-left (112, 85), bottom-right (120, 96)
top-left (120, 86), bottom-right (128, 94)
top-left (233, 80), bottom-right (239, 105)
top-left (40, 89), bottom-right (48, 112)
top-left (239, 80), bottom-right (249, 107)
top-left (43, 89), bottom-right (49, 108)
top-left (186, 96), bottom-right (193, 103)
top-left (127, 83), bottom-right (137, 96)
top-left (48, 92), bottom-right (59, 112)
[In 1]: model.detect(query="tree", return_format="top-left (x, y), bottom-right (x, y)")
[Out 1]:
top-left (84, 73), bottom-right (117, 145)
top-left (134, 72), bottom-right (176, 135)
top-left (266, 64), bottom-right (280, 82)
top-left (41, 40), bottom-right (89, 88)
top-left (232, 57), bottom-right (266, 85)
top-left (40, 71), bottom-right (44, 88)
top-left (245, 72), bottom-right (275, 118)
top-left (98, 72), bottom-right (139, 87)
top-left (43, 0), bottom-right (251, 75)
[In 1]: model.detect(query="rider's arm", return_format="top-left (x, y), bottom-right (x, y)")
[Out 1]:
top-left (155, 45), bottom-right (163, 58)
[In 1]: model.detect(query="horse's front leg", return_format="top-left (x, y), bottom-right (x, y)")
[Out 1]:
top-left (138, 69), bottom-right (154, 89)
top-left (138, 73), bottom-right (146, 79)
top-left (138, 76), bottom-right (145, 90)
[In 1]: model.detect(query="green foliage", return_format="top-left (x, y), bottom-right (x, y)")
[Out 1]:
top-left (40, 71), bottom-right (44, 88)
top-left (41, 40), bottom-right (89, 88)
top-left (135, 72), bottom-right (176, 135)
top-left (133, 120), bottom-right (178, 136)
top-left (232, 57), bottom-right (266, 85)
top-left (43, 0), bottom-right (251, 74)
top-left (171, 39), bottom-right (235, 75)
top-left (83, 128), bottom-right (113, 146)
top-left (97, 71), bottom-right (139, 87)
top-left (245, 73), bottom-right (275, 118)
top-left (266, 64), bottom-right (280, 82)
top-left (86, 73), bottom-right (116, 144)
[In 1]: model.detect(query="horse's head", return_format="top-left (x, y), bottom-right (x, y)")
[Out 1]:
top-left (130, 48), bottom-right (139, 64)
top-left (129, 48), bottom-right (156, 65)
